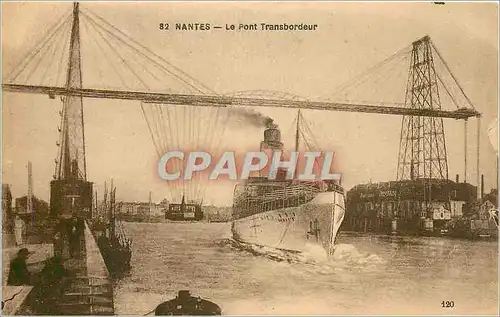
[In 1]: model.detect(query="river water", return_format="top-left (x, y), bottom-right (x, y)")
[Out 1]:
top-left (113, 222), bottom-right (498, 315)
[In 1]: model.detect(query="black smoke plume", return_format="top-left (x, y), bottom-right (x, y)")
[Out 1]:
top-left (228, 107), bottom-right (277, 129)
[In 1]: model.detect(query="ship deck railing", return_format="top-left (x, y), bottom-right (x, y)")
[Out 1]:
top-left (235, 182), bottom-right (322, 204)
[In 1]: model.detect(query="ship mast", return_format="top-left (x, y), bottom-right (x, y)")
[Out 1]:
top-left (94, 190), bottom-right (98, 219)
top-left (27, 161), bottom-right (33, 215)
top-left (149, 191), bottom-right (152, 220)
top-left (103, 181), bottom-right (108, 218)
top-left (295, 110), bottom-right (301, 152)
top-left (109, 179), bottom-right (115, 239)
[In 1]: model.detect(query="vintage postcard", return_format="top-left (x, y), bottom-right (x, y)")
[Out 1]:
top-left (1, 1), bottom-right (498, 315)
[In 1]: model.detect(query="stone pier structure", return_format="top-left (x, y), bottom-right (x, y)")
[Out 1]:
top-left (2, 221), bottom-right (114, 315)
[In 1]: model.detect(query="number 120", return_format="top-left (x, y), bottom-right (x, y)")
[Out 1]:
top-left (441, 301), bottom-right (455, 308)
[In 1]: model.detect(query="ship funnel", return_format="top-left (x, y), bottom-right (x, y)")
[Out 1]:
top-left (261, 121), bottom-right (283, 151)
top-left (258, 122), bottom-right (284, 178)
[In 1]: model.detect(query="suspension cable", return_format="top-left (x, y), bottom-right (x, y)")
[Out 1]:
top-left (329, 44), bottom-right (412, 98)
top-left (436, 72), bottom-right (460, 109)
top-left (6, 12), bottom-right (72, 82)
top-left (39, 19), bottom-right (72, 86)
top-left (332, 52), bottom-right (409, 104)
top-left (476, 116), bottom-right (481, 196)
top-left (464, 120), bottom-right (468, 183)
top-left (55, 17), bottom-right (73, 87)
top-left (81, 14), bottom-right (129, 88)
top-left (81, 9), bottom-right (212, 95)
top-left (84, 7), bottom-right (215, 94)
top-left (86, 13), bottom-right (180, 201)
top-left (83, 10), bottom-right (220, 203)
top-left (430, 41), bottom-right (475, 110)
top-left (22, 17), bottom-right (72, 85)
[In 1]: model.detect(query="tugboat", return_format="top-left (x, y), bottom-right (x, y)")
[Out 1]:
top-left (155, 290), bottom-right (221, 315)
top-left (165, 195), bottom-right (203, 221)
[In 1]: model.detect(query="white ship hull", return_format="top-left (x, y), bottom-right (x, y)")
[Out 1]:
top-left (232, 191), bottom-right (345, 256)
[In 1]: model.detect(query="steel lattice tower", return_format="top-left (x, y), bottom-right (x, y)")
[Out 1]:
top-left (50, 2), bottom-right (93, 218)
top-left (55, 2), bottom-right (87, 181)
top-left (397, 36), bottom-right (449, 183)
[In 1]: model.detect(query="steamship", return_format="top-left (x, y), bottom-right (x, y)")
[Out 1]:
top-left (232, 111), bottom-right (346, 256)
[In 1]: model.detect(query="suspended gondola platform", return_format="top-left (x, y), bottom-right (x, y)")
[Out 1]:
top-left (165, 196), bottom-right (204, 222)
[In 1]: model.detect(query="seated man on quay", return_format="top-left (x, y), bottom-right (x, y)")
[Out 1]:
top-left (7, 248), bottom-right (33, 286)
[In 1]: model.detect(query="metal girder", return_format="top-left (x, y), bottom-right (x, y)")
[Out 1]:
top-left (2, 83), bottom-right (481, 119)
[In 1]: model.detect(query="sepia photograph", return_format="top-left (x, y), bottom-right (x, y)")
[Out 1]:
top-left (1, 1), bottom-right (498, 315)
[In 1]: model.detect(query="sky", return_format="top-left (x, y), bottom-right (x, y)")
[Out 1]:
top-left (2, 1), bottom-right (498, 206)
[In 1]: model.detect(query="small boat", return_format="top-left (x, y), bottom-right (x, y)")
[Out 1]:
top-left (155, 290), bottom-right (221, 315)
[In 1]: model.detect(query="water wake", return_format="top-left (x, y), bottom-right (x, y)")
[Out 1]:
top-left (332, 243), bottom-right (386, 266)
top-left (219, 238), bottom-right (385, 268)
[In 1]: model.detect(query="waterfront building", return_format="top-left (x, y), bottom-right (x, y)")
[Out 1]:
top-left (15, 195), bottom-right (50, 215)
top-left (14, 196), bottom-right (51, 243)
top-left (116, 200), bottom-right (166, 220)
top-left (345, 179), bottom-right (477, 234)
